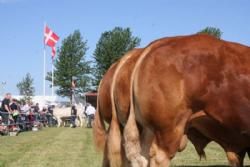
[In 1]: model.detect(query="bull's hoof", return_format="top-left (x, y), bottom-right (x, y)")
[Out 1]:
top-left (131, 156), bottom-right (148, 167)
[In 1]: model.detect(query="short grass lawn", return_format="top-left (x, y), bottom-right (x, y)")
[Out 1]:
top-left (0, 127), bottom-right (249, 167)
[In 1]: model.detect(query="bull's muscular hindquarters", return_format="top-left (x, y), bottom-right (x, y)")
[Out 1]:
top-left (107, 49), bottom-right (143, 167)
top-left (94, 49), bottom-right (144, 167)
top-left (134, 52), bottom-right (192, 166)
top-left (124, 34), bottom-right (250, 167)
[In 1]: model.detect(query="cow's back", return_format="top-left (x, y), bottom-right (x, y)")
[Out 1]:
top-left (112, 48), bottom-right (143, 125)
top-left (98, 62), bottom-right (119, 123)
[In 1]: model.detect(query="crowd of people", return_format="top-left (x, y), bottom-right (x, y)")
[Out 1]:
top-left (0, 92), bottom-right (97, 135)
top-left (0, 93), bottom-right (56, 135)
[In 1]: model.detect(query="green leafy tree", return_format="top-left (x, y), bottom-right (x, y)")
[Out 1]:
top-left (46, 30), bottom-right (91, 100)
top-left (93, 27), bottom-right (141, 85)
top-left (16, 73), bottom-right (35, 102)
top-left (198, 26), bottom-right (223, 39)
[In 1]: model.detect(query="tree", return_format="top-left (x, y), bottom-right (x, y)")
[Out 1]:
top-left (198, 26), bottom-right (223, 39)
top-left (93, 27), bottom-right (141, 85)
top-left (46, 30), bottom-right (91, 100)
top-left (16, 73), bottom-right (35, 102)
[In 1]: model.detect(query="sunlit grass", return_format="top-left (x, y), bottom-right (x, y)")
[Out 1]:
top-left (0, 128), bottom-right (102, 167)
top-left (0, 128), bottom-right (249, 167)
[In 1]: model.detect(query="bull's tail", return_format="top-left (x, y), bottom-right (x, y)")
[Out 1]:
top-left (107, 96), bottom-right (123, 167)
top-left (123, 88), bottom-right (148, 166)
top-left (93, 93), bottom-right (107, 151)
top-left (107, 57), bottom-right (126, 167)
top-left (247, 149), bottom-right (250, 159)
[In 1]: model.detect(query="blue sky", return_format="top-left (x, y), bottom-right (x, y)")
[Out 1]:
top-left (0, 0), bottom-right (249, 96)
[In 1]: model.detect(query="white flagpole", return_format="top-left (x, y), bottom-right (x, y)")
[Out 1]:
top-left (52, 56), bottom-right (54, 96)
top-left (43, 22), bottom-right (46, 97)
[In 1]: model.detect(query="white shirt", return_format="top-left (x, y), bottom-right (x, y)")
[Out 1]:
top-left (21, 104), bottom-right (30, 112)
top-left (85, 105), bottom-right (96, 115)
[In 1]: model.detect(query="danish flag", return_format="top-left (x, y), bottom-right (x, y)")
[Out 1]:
top-left (44, 25), bottom-right (59, 58)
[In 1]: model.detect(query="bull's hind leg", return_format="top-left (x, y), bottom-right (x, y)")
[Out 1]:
top-left (107, 116), bottom-right (132, 167)
top-left (102, 141), bottom-right (111, 167)
top-left (107, 117), bottom-right (122, 167)
top-left (238, 150), bottom-right (246, 167)
top-left (178, 134), bottom-right (188, 152)
top-left (149, 138), bottom-right (170, 167)
top-left (226, 151), bottom-right (241, 167)
top-left (149, 130), bottom-right (185, 167)
top-left (124, 105), bottom-right (148, 167)
top-left (140, 127), bottom-right (155, 160)
top-left (150, 110), bottom-right (192, 167)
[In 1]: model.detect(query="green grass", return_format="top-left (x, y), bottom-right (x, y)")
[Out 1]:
top-left (172, 141), bottom-right (250, 167)
top-left (0, 128), bottom-right (249, 167)
top-left (0, 128), bottom-right (102, 167)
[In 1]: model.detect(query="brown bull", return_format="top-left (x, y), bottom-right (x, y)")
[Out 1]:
top-left (124, 34), bottom-right (250, 167)
top-left (187, 111), bottom-right (250, 167)
top-left (93, 61), bottom-right (119, 149)
top-left (93, 61), bottom-right (119, 167)
top-left (93, 48), bottom-right (143, 167)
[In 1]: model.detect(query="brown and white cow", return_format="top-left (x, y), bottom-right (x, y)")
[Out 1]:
top-left (124, 34), bottom-right (250, 167)
top-left (93, 48), bottom-right (143, 167)
top-left (187, 111), bottom-right (250, 167)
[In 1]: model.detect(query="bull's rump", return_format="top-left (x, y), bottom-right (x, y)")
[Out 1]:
top-left (98, 62), bottom-right (120, 124)
top-left (133, 34), bottom-right (250, 134)
top-left (112, 48), bottom-right (143, 125)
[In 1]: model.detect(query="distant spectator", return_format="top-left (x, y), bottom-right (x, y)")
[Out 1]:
top-left (21, 102), bottom-right (30, 113)
top-left (0, 93), bottom-right (12, 124)
top-left (0, 115), bottom-right (7, 135)
top-left (33, 103), bottom-right (40, 120)
top-left (34, 103), bottom-right (40, 113)
top-left (70, 105), bottom-right (77, 128)
top-left (10, 99), bottom-right (19, 123)
top-left (40, 107), bottom-right (47, 126)
top-left (84, 103), bottom-right (96, 128)
top-left (46, 105), bottom-right (54, 126)
top-left (48, 105), bottom-right (54, 115)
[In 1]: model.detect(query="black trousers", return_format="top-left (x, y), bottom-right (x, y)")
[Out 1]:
top-left (0, 112), bottom-right (9, 125)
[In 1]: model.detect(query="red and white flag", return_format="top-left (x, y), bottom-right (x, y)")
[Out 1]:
top-left (44, 25), bottom-right (59, 58)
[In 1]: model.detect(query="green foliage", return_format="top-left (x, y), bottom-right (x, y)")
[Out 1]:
top-left (46, 30), bottom-right (92, 99)
top-left (93, 27), bottom-right (141, 86)
top-left (16, 73), bottom-right (35, 102)
top-left (198, 26), bottom-right (223, 39)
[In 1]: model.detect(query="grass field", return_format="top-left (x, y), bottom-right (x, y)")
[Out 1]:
top-left (0, 127), bottom-right (249, 167)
